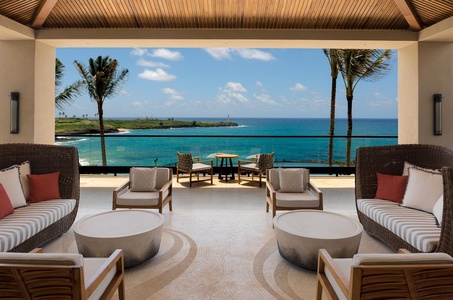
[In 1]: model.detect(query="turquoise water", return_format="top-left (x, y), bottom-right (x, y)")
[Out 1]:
top-left (57, 118), bottom-right (397, 166)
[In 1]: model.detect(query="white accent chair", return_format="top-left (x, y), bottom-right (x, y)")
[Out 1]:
top-left (266, 168), bottom-right (323, 219)
top-left (113, 167), bottom-right (173, 213)
top-left (316, 248), bottom-right (453, 300)
top-left (0, 248), bottom-right (125, 300)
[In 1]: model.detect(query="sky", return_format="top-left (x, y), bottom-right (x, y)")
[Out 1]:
top-left (56, 47), bottom-right (398, 119)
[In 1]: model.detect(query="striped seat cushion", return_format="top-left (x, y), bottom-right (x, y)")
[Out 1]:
top-left (0, 199), bottom-right (76, 252)
top-left (357, 199), bottom-right (440, 253)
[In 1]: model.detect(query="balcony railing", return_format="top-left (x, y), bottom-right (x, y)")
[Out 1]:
top-left (56, 134), bottom-right (398, 175)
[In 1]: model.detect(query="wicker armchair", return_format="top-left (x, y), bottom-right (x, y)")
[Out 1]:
top-left (176, 152), bottom-right (213, 187)
top-left (355, 144), bottom-right (453, 256)
top-left (0, 143), bottom-right (80, 252)
top-left (238, 152), bottom-right (274, 187)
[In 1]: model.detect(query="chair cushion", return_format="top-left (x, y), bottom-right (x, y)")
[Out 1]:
top-left (279, 168), bottom-right (305, 193)
top-left (129, 167), bottom-right (157, 192)
top-left (84, 257), bottom-right (117, 300)
top-left (401, 166), bottom-right (442, 213)
top-left (116, 190), bottom-right (169, 206)
top-left (240, 163), bottom-right (258, 171)
top-left (192, 163), bottom-right (212, 172)
top-left (357, 199), bottom-right (440, 252)
top-left (0, 184), bottom-right (14, 219)
top-left (27, 172), bottom-right (61, 203)
top-left (353, 252), bottom-right (453, 265)
top-left (269, 168), bottom-right (309, 191)
top-left (275, 190), bottom-right (319, 207)
top-left (0, 252), bottom-right (83, 266)
top-left (325, 258), bottom-right (352, 300)
top-left (374, 172), bottom-right (408, 203)
top-left (155, 168), bottom-right (170, 189)
top-left (0, 165), bottom-right (27, 208)
top-left (18, 161), bottom-right (30, 200)
top-left (0, 199), bottom-right (76, 252)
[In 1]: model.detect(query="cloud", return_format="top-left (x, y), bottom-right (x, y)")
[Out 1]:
top-left (256, 81), bottom-right (263, 86)
top-left (217, 82), bottom-right (249, 104)
top-left (290, 83), bottom-right (307, 91)
top-left (226, 82), bottom-right (247, 93)
top-left (162, 88), bottom-right (183, 100)
top-left (204, 48), bottom-right (275, 61)
top-left (204, 48), bottom-right (232, 60)
top-left (138, 69), bottom-right (176, 81)
top-left (234, 49), bottom-right (275, 61)
top-left (137, 58), bottom-right (170, 68)
top-left (150, 48), bottom-right (183, 61)
top-left (130, 48), bottom-right (147, 56)
top-left (254, 93), bottom-right (276, 105)
top-left (118, 89), bottom-right (132, 96)
top-left (369, 92), bottom-right (395, 107)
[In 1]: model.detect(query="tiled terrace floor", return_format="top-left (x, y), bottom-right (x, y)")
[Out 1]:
top-left (43, 174), bottom-right (392, 300)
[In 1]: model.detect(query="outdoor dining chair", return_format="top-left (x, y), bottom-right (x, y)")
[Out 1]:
top-left (238, 152), bottom-right (274, 187)
top-left (176, 152), bottom-right (213, 187)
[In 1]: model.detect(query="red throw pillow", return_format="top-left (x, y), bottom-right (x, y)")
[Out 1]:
top-left (27, 172), bottom-right (61, 203)
top-left (374, 172), bottom-right (408, 203)
top-left (0, 183), bottom-right (14, 218)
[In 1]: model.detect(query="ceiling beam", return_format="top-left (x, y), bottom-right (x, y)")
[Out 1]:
top-left (31, 0), bottom-right (59, 29)
top-left (393, 0), bottom-right (422, 31)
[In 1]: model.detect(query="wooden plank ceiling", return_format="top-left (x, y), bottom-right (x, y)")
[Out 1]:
top-left (0, 0), bottom-right (452, 31)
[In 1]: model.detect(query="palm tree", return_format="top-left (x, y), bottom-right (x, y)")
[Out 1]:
top-left (323, 49), bottom-right (340, 167)
top-left (74, 56), bottom-right (129, 166)
top-left (55, 58), bottom-right (84, 110)
top-left (336, 49), bottom-right (393, 166)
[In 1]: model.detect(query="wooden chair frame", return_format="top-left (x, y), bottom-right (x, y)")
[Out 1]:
top-left (238, 152), bottom-right (274, 187)
top-left (0, 248), bottom-right (125, 300)
top-left (112, 168), bottom-right (173, 213)
top-left (176, 152), bottom-right (213, 187)
top-left (266, 168), bottom-right (323, 218)
top-left (316, 248), bottom-right (453, 300)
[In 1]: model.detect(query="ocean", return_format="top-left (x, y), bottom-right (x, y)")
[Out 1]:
top-left (56, 118), bottom-right (398, 167)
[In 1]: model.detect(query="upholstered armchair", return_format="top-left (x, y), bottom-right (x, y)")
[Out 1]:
top-left (238, 152), bottom-right (274, 187)
top-left (316, 248), bottom-right (453, 300)
top-left (176, 152), bottom-right (213, 187)
top-left (266, 168), bottom-right (323, 218)
top-left (113, 167), bottom-right (173, 213)
top-left (0, 248), bottom-right (125, 300)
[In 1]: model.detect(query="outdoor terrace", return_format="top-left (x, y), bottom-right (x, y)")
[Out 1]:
top-left (42, 174), bottom-right (393, 299)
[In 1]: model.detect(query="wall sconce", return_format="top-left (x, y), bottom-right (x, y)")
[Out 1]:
top-left (433, 93), bottom-right (442, 136)
top-left (10, 92), bottom-right (19, 134)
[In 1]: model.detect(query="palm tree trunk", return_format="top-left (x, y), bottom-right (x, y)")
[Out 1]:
top-left (346, 95), bottom-right (353, 167)
top-left (97, 102), bottom-right (107, 166)
top-left (328, 78), bottom-right (337, 167)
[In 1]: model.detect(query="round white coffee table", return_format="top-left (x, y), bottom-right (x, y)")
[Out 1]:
top-left (74, 210), bottom-right (164, 268)
top-left (273, 210), bottom-right (363, 270)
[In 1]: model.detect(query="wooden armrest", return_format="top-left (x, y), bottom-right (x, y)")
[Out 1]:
top-left (308, 181), bottom-right (323, 197)
top-left (159, 179), bottom-right (172, 195)
top-left (192, 156), bottom-right (201, 162)
top-left (85, 249), bottom-right (124, 298)
top-left (266, 180), bottom-right (277, 199)
top-left (318, 249), bottom-right (350, 298)
top-left (113, 180), bottom-right (130, 201)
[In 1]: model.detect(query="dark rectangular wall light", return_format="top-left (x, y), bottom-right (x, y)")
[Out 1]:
top-left (10, 92), bottom-right (19, 134)
top-left (434, 94), bottom-right (442, 135)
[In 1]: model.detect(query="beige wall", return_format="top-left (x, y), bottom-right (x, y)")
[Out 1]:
top-left (0, 40), bottom-right (55, 144)
top-left (398, 42), bottom-right (453, 146)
